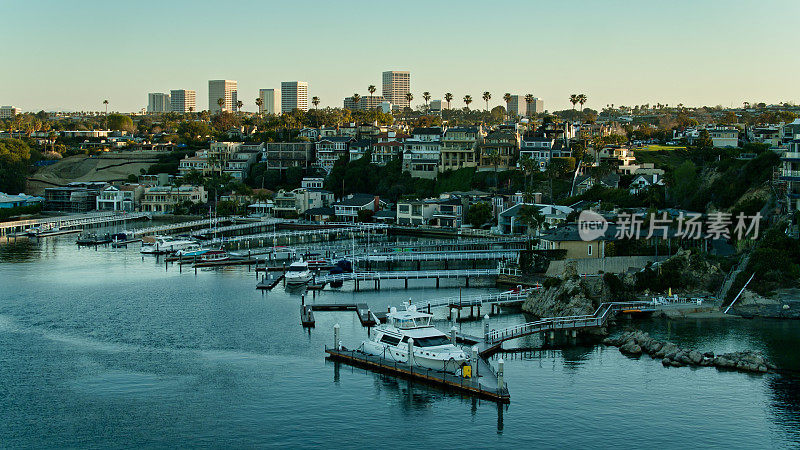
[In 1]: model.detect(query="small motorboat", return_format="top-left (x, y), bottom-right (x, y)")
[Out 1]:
top-left (362, 304), bottom-right (468, 373)
top-left (76, 233), bottom-right (112, 246)
top-left (141, 237), bottom-right (199, 255)
top-left (285, 260), bottom-right (312, 285)
top-left (199, 249), bottom-right (229, 262)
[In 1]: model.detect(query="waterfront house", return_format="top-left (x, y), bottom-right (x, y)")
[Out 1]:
top-left (538, 224), bottom-right (604, 259)
top-left (272, 187), bottom-right (334, 218)
top-left (95, 184), bottom-right (144, 212)
top-left (629, 174), bottom-right (664, 195)
top-left (333, 194), bottom-right (383, 222)
top-left (498, 203), bottom-right (573, 234)
top-left (396, 199), bottom-right (438, 226)
top-left (140, 185), bottom-right (207, 214)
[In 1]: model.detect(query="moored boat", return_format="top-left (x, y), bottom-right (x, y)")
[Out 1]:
top-left (285, 260), bottom-right (312, 285)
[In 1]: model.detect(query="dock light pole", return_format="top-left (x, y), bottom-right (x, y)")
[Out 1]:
top-left (472, 346), bottom-right (479, 378)
top-left (334, 323), bottom-right (340, 351)
top-left (407, 338), bottom-right (414, 367)
top-left (450, 326), bottom-right (458, 344)
top-left (497, 358), bottom-right (504, 391)
top-left (483, 314), bottom-right (490, 342)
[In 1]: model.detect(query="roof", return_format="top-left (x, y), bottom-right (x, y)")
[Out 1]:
top-left (499, 203), bottom-right (573, 218)
top-left (335, 194), bottom-right (376, 207)
top-left (538, 224), bottom-right (587, 242)
top-left (411, 127), bottom-right (443, 135)
top-left (318, 136), bottom-right (354, 143)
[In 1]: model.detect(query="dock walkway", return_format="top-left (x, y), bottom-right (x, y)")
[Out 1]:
top-left (313, 268), bottom-right (500, 290)
top-left (1, 212), bottom-right (150, 237)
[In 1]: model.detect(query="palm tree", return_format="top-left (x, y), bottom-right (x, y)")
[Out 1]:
top-left (503, 93), bottom-right (512, 120)
top-left (482, 91), bottom-right (491, 111)
top-left (405, 92), bottom-right (413, 110)
top-left (312, 96), bottom-right (320, 110)
top-left (569, 94), bottom-right (578, 110)
top-left (524, 94), bottom-right (534, 117)
top-left (352, 93), bottom-right (361, 110)
top-left (463, 95), bottom-right (473, 110)
top-left (368, 85), bottom-right (376, 107)
top-left (577, 94), bottom-right (587, 111)
top-left (217, 97), bottom-right (225, 113)
top-left (236, 100), bottom-right (243, 115)
top-left (255, 97), bottom-right (263, 116)
top-left (102, 99), bottom-right (109, 129)
top-left (422, 91), bottom-right (431, 114)
top-left (444, 92), bottom-right (453, 110)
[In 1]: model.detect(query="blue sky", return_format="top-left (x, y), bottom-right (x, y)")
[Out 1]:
top-left (2, 0), bottom-right (798, 113)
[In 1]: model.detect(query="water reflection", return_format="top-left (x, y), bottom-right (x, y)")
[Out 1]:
top-left (0, 238), bottom-right (39, 262)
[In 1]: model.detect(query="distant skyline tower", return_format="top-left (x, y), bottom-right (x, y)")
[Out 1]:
top-left (208, 80), bottom-right (238, 113)
top-left (280, 81), bottom-right (308, 113)
top-left (258, 88), bottom-right (281, 115)
top-left (382, 70), bottom-right (410, 109)
top-left (526, 97), bottom-right (544, 116)
top-left (170, 89), bottom-right (196, 113)
top-left (147, 93), bottom-right (170, 113)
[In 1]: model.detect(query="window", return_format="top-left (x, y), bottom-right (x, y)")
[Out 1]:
top-left (588, 244), bottom-right (593, 256)
top-left (380, 335), bottom-right (401, 346)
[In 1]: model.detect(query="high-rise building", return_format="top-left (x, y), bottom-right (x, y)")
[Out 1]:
top-left (170, 89), bottom-right (196, 114)
top-left (382, 70), bottom-right (411, 109)
top-left (147, 93), bottom-right (171, 113)
top-left (0, 106), bottom-right (20, 119)
top-left (258, 88), bottom-right (281, 115)
top-left (506, 95), bottom-right (524, 118)
top-left (525, 97), bottom-right (544, 116)
top-left (209, 80), bottom-right (238, 114)
top-left (281, 81), bottom-right (308, 113)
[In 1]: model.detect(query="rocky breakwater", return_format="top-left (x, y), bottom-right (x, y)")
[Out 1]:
top-left (603, 330), bottom-right (776, 374)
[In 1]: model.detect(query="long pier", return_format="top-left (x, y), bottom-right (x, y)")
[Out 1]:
top-left (313, 268), bottom-right (500, 290)
top-left (410, 287), bottom-right (540, 311)
top-left (349, 250), bottom-right (519, 264)
top-left (191, 218), bottom-right (283, 238)
top-left (1, 212), bottom-right (150, 237)
top-left (131, 217), bottom-right (231, 237)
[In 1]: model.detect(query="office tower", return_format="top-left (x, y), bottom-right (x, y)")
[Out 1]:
top-left (343, 95), bottom-right (385, 111)
top-left (209, 80), bottom-right (238, 113)
top-left (170, 89), bottom-right (196, 113)
top-left (147, 93), bottom-right (171, 113)
top-left (281, 81), bottom-right (308, 113)
top-left (506, 95), bottom-right (524, 117)
top-left (382, 70), bottom-right (411, 109)
top-left (258, 88), bottom-right (281, 115)
top-left (526, 97), bottom-right (544, 116)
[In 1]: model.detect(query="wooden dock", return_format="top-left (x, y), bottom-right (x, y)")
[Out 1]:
top-left (37, 228), bottom-right (83, 237)
top-left (301, 304), bottom-right (315, 327)
top-left (306, 303), bottom-right (378, 327)
top-left (325, 347), bottom-right (509, 403)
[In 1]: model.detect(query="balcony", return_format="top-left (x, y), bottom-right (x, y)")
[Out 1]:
top-left (780, 170), bottom-right (800, 180)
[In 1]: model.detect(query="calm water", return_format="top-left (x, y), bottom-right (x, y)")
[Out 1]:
top-left (1, 232), bottom-right (800, 448)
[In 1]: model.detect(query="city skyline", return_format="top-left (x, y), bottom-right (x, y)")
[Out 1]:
top-left (2, 0), bottom-right (799, 113)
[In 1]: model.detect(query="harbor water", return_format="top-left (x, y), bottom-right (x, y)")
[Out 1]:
top-left (1, 234), bottom-right (800, 448)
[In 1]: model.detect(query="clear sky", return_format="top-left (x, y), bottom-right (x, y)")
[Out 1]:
top-left (2, 0), bottom-right (798, 113)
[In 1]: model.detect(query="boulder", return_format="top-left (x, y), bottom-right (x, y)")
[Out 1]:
top-left (688, 351), bottom-right (703, 365)
top-left (620, 342), bottom-right (642, 355)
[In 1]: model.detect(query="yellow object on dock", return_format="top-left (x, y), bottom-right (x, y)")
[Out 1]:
top-left (462, 365), bottom-right (472, 378)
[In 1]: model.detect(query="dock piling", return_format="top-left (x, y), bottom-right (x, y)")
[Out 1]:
top-left (497, 359), bottom-right (504, 391)
top-left (334, 323), bottom-right (340, 351)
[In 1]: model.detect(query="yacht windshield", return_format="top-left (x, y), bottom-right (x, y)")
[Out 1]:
top-left (413, 336), bottom-right (452, 347)
top-left (288, 266), bottom-right (307, 272)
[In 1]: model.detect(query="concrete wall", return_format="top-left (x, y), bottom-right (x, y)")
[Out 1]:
top-left (545, 255), bottom-right (668, 277)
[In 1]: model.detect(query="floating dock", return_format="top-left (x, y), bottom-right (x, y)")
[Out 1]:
top-left (325, 346), bottom-right (509, 403)
top-left (257, 272), bottom-right (285, 290)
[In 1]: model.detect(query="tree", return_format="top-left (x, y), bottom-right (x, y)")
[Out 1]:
top-left (517, 205), bottom-right (545, 235)
top-left (255, 97), bottom-right (263, 116)
top-left (466, 202), bottom-right (493, 228)
top-left (422, 91), bottom-right (431, 114)
top-left (444, 93), bottom-right (453, 110)
top-left (217, 97), bottom-right (225, 113)
top-left (524, 94), bottom-right (534, 117)
top-left (577, 94), bottom-right (587, 112)
top-left (357, 209), bottom-right (375, 223)
top-left (696, 129), bottom-right (713, 149)
top-left (352, 93), bottom-right (361, 110)
top-left (463, 95), bottom-right (472, 110)
top-left (405, 92), bottom-right (414, 109)
top-left (106, 113), bottom-right (134, 133)
top-left (102, 99), bottom-right (109, 129)
top-left (368, 85), bottom-right (376, 106)
top-left (0, 138), bottom-right (32, 193)
top-left (482, 91), bottom-right (491, 111)
top-left (312, 96), bottom-right (320, 110)
top-left (236, 100), bottom-right (243, 114)
top-left (503, 93), bottom-right (512, 119)
top-left (569, 94), bottom-right (578, 110)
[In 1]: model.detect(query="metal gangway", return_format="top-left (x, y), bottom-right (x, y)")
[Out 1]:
top-left (131, 217), bottom-right (230, 237)
top-left (347, 249), bottom-right (520, 264)
top-left (214, 223), bottom-right (389, 244)
top-left (313, 268), bottom-right (501, 285)
top-left (410, 286), bottom-right (541, 310)
top-left (191, 218), bottom-right (282, 237)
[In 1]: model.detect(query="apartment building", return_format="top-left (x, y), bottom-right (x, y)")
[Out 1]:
top-left (526, 97), bottom-right (544, 116)
top-left (343, 95), bottom-right (386, 111)
top-left (170, 89), bottom-right (196, 114)
top-left (209, 80), bottom-right (238, 113)
top-left (259, 88), bottom-right (281, 115)
top-left (0, 106), bottom-right (20, 118)
top-left (147, 93), bottom-right (170, 113)
top-left (262, 142), bottom-right (315, 171)
top-left (382, 71), bottom-right (411, 109)
top-left (402, 127), bottom-right (442, 179)
top-left (281, 81), bottom-right (308, 113)
top-left (780, 143), bottom-right (800, 211)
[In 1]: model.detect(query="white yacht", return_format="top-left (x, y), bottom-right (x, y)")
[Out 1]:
top-left (284, 260), bottom-right (312, 285)
top-left (140, 237), bottom-right (200, 255)
top-left (362, 305), bottom-right (469, 373)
